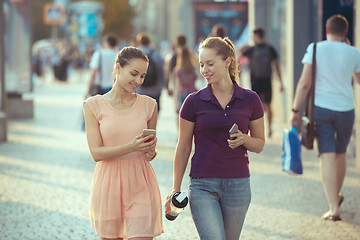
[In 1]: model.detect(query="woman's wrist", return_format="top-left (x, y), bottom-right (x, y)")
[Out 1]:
top-left (126, 142), bottom-right (136, 153)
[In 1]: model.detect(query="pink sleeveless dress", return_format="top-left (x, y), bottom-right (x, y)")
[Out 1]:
top-left (85, 94), bottom-right (163, 239)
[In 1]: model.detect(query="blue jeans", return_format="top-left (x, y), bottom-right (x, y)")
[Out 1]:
top-left (189, 177), bottom-right (251, 240)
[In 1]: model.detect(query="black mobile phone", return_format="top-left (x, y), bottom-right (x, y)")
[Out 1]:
top-left (229, 123), bottom-right (238, 140)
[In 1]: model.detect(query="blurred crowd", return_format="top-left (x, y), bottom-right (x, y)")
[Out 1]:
top-left (31, 24), bottom-right (280, 134)
top-left (31, 24), bottom-right (250, 86)
top-left (32, 39), bottom-right (96, 83)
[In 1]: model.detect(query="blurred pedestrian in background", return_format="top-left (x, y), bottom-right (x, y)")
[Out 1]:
top-left (56, 42), bottom-right (71, 82)
top-left (51, 44), bottom-right (60, 81)
top-left (85, 33), bottom-right (119, 97)
top-left (291, 14), bottom-right (360, 221)
top-left (164, 34), bottom-right (199, 119)
top-left (240, 27), bottom-right (284, 138)
top-left (84, 44), bottom-right (95, 68)
top-left (32, 51), bottom-right (43, 82)
top-left (172, 47), bottom-right (198, 116)
top-left (164, 34), bottom-right (188, 97)
top-left (83, 46), bottom-right (163, 239)
top-left (166, 37), bottom-right (265, 240)
top-left (211, 23), bottom-right (227, 38)
top-left (71, 46), bottom-right (85, 80)
top-left (136, 32), bottom-right (164, 112)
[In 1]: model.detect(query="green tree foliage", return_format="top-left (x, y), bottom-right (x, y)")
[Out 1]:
top-left (72, 0), bottom-right (135, 39)
top-left (102, 0), bottom-right (135, 38)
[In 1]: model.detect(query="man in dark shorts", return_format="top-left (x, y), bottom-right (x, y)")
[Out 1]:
top-left (241, 27), bottom-right (284, 137)
top-left (291, 14), bottom-right (360, 221)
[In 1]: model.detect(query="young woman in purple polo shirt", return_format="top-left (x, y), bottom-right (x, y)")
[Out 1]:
top-left (165, 37), bottom-right (265, 239)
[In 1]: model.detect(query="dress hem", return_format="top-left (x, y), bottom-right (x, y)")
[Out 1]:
top-left (94, 228), bottom-right (164, 239)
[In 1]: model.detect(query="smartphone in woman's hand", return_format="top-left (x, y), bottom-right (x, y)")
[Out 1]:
top-left (229, 123), bottom-right (238, 140)
top-left (143, 129), bottom-right (156, 142)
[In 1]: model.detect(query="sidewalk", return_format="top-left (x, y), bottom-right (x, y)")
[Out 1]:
top-left (0, 75), bottom-right (359, 239)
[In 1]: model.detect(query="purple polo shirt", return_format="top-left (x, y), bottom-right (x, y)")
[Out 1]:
top-left (180, 82), bottom-right (264, 178)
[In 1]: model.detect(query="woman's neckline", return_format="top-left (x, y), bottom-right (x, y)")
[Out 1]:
top-left (100, 94), bottom-right (138, 112)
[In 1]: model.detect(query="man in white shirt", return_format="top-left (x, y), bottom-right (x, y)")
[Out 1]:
top-left (86, 34), bottom-right (119, 97)
top-left (291, 14), bottom-right (360, 221)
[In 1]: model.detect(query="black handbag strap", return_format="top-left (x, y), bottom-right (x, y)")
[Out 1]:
top-left (305, 43), bottom-right (316, 123)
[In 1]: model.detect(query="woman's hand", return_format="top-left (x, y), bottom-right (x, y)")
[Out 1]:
top-left (227, 131), bottom-right (247, 149)
top-left (130, 134), bottom-right (157, 153)
top-left (145, 149), bottom-right (157, 161)
top-left (290, 111), bottom-right (300, 127)
top-left (165, 194), bottom-right (171, 214)
top-left (165, 191), bottom-right (176, 214)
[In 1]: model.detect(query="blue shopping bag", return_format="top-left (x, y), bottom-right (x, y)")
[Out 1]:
top-left (282, 126), bottom-right (303, 175)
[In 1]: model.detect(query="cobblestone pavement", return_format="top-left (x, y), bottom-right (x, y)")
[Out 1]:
top-left (0, 74), bottom-right (359, 239)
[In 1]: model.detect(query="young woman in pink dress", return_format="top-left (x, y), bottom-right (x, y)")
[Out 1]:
top-left (83, 46), bottom-right (163, 240)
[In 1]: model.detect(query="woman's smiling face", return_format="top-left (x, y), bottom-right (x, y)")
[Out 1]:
top-left (117, 58), bottom-right (148, 92)
top-left (199, 48), bottom-right (227, 84)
